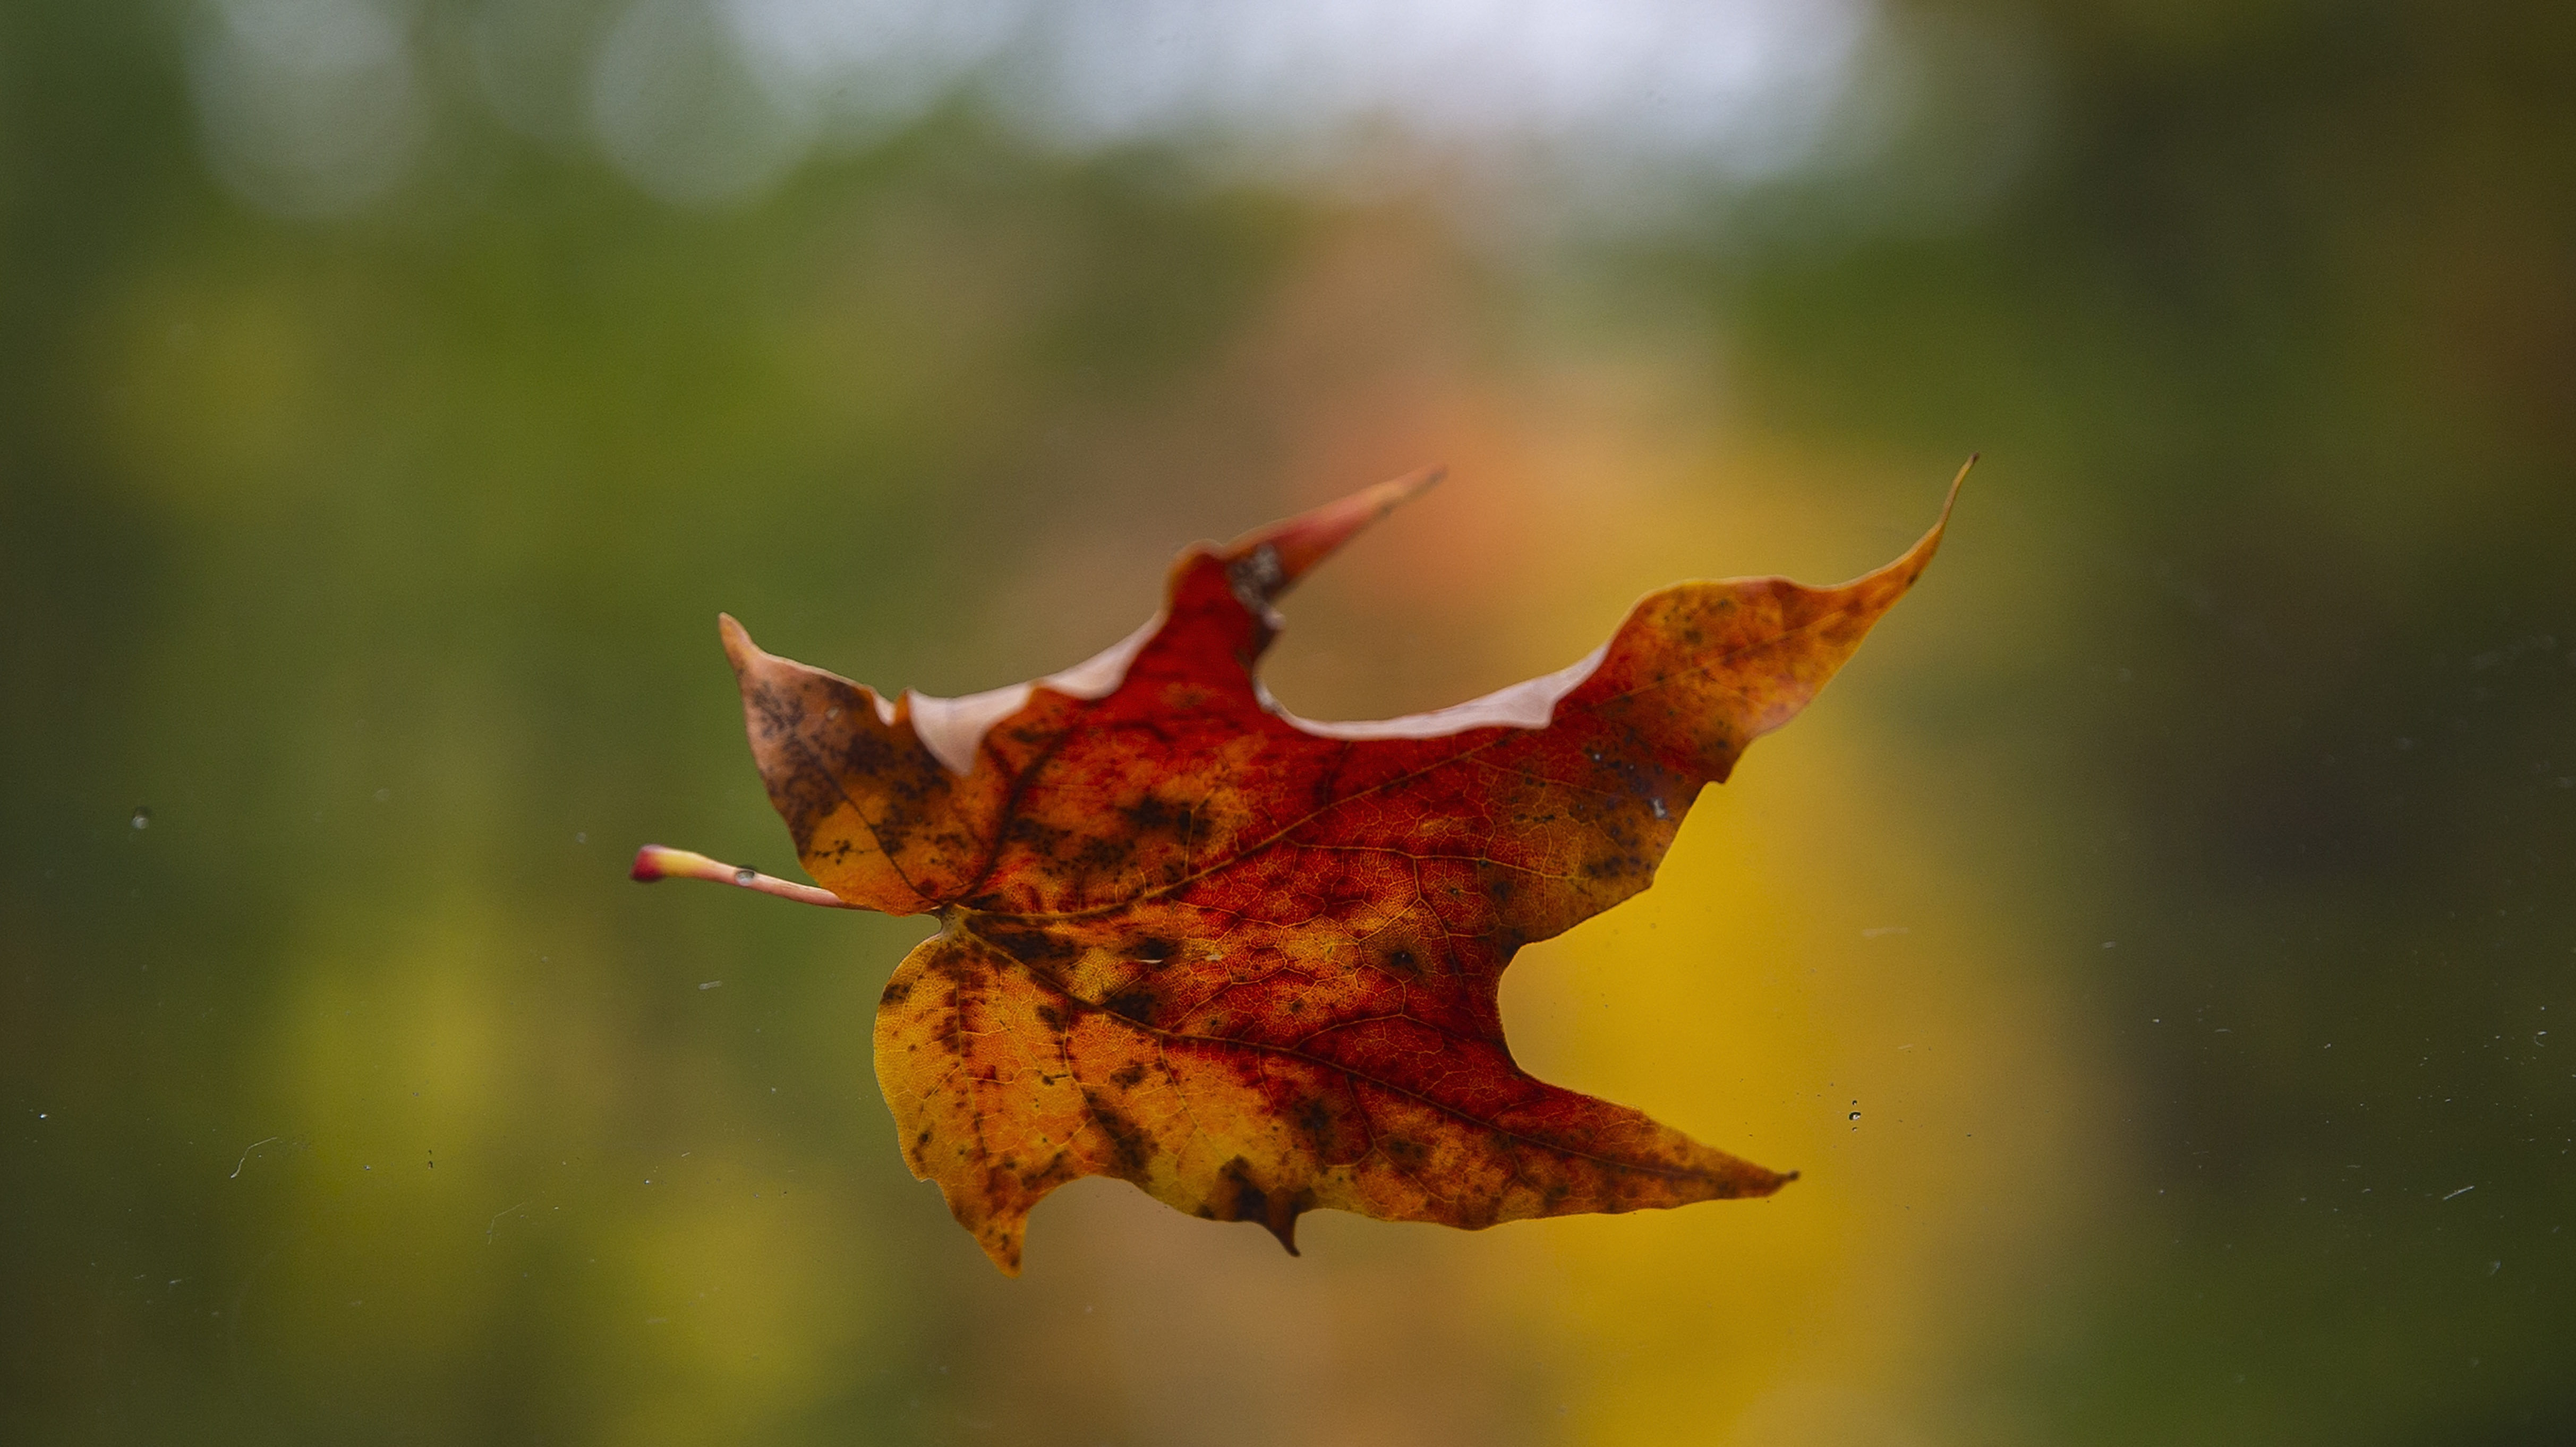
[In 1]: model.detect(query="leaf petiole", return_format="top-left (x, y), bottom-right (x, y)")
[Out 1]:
top-left (629, 844), bottom-right (857, 909)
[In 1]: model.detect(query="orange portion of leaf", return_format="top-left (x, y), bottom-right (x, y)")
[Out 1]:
top-left (716, 468), bottom-right (1959, 1273)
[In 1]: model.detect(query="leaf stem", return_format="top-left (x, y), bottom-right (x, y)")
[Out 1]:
top-left (629, 844), bottom-right (857, 909)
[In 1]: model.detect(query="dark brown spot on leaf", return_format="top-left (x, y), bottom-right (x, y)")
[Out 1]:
top-left (1103, 988), bottom-right (1158, 1024)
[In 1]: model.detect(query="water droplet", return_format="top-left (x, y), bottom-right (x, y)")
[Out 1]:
top-left (130, 808), bottom-right (151, 829)
top-left (734, 867), bottom-right (757, 885)
top-left (1848, 1111), bottom-right (1862, 1121)
top-left (575, 832), bottom-right (588, 844)
top-left (373, 788), bottom-right (391, 802)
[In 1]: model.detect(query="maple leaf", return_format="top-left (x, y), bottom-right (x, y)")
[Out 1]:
top-left (636, 463), bottom-right (1965, 1273)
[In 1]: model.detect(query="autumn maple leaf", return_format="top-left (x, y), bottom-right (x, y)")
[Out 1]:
top-left (636, 465), bottom-right (1964, 1273)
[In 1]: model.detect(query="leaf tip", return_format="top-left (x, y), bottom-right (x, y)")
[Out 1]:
top-left (1225, 464), bottom-right (1444, 596)
top-left (1865, 457), bottom-right (1975, 590)
top-left (1942, 453), bottom-right (1976, 521)
top-left (1384, 460), bottom-right (1447, 504)
top-left (716, 612), bottom-right (760, 669)
top-left (977, 1224), bottom-right (1027, 1277)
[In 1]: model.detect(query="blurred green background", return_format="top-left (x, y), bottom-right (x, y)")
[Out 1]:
top-left (5, 2), bottom-right (2572, 1443)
